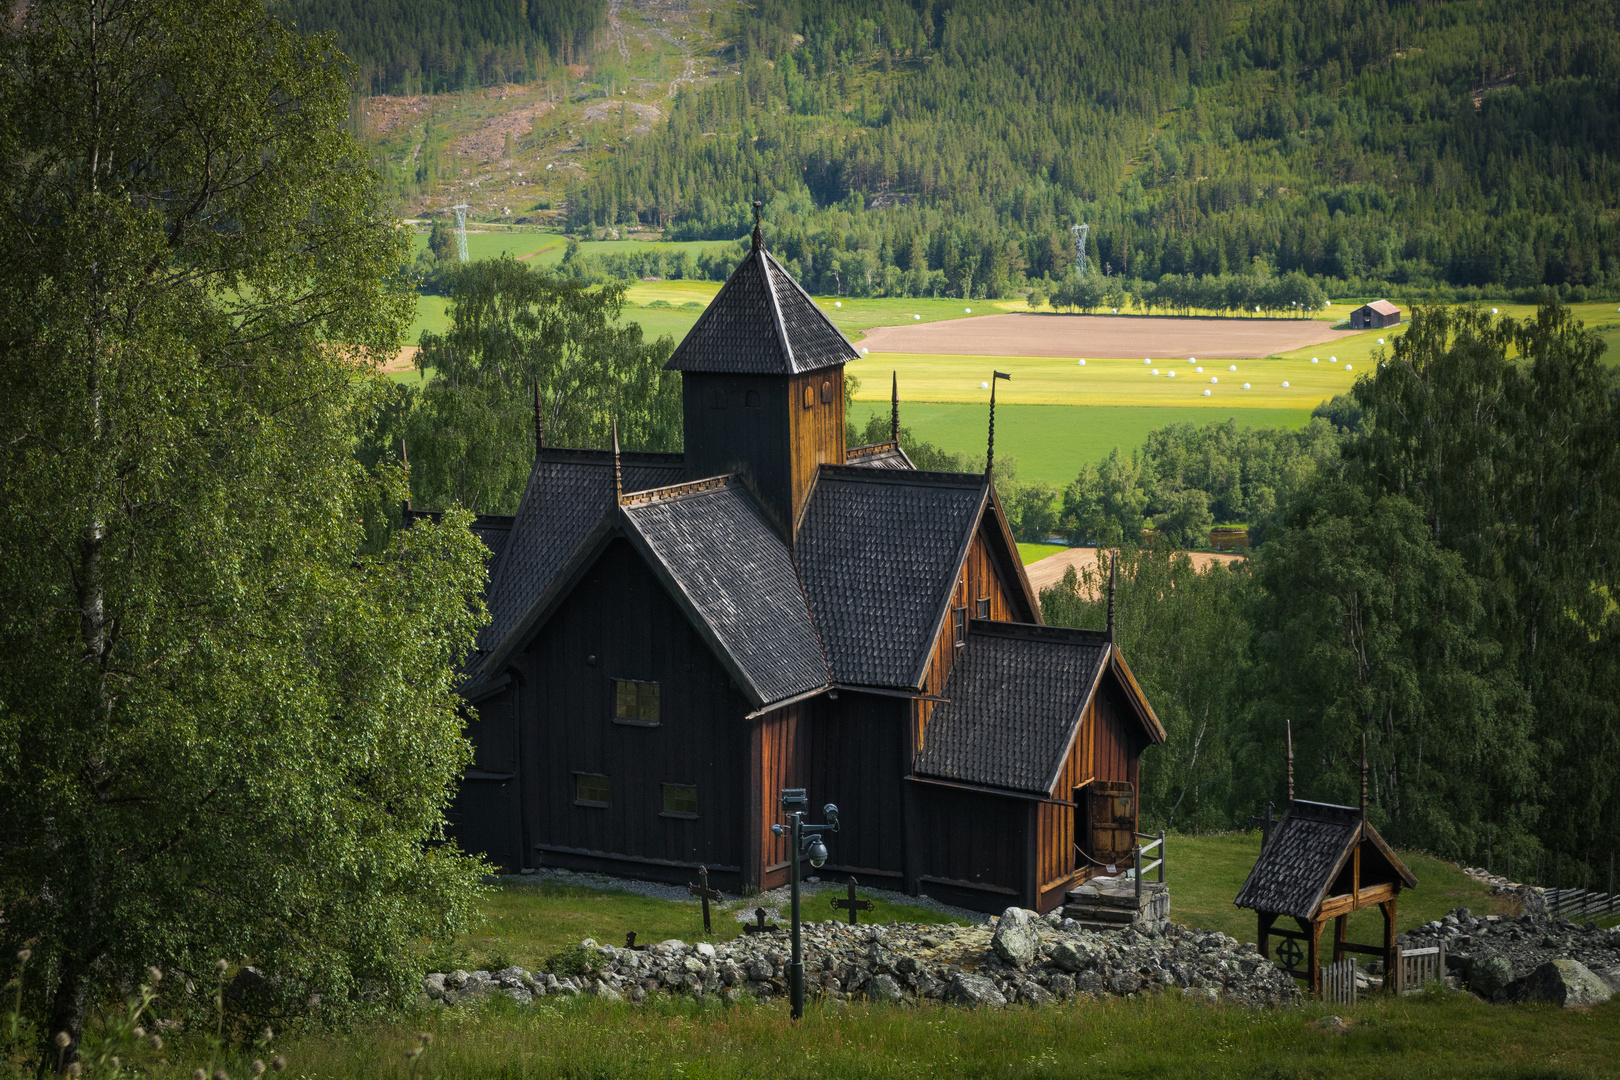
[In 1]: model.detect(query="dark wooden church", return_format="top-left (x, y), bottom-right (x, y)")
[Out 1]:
top-left (436, 222), bottom-right (1166, 914)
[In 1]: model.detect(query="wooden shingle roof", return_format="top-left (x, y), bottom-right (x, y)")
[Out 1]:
top-left (621, 478), bottom-right (829, 710)
top-left (794, 467), bottom-right (988, 689)
top-left (912, 621), bottom-right (1108, 795)
top-left (844, 442), bottom-right (915, 470)
top-left (1233, 800), bottom-right (1418, 920)
top-left (664, 244), bottom-right (860, 376)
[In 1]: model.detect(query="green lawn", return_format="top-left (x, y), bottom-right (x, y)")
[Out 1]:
top-left (851, 402), bottom-right (1314, 487)
top-left (442, 880), bottom-right (971, 973)
top-left (1018, 542), bottom-right (1069, 564)
top-left (254, 977), bottom-right (1618, 1080)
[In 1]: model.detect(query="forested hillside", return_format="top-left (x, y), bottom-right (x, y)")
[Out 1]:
top-left (567, 0), bottom-right (1620, 299)
top-left (276, 0), bottom-right (607, 94)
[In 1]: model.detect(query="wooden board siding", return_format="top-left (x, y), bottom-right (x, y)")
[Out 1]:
top-left (911, 783), bottom-right (1029, 913)
top-left (808, 691), bottom-right (907, 882)
top-left (513, 538), bottom-right (752, 887)
top-left (1034, 699), bottom-right (1094, 910)
top-left (1092, 668), bottom-right (1144, 798)
top-left (788, 369), bottom-right (845, 537)
top-left (681, 372), bottom-right (794, 534)
top-left (915, 520), bottom-right (1022, 753)
top-left (749, 701), bottom-right (808, 890)
top-left (447, 688), bottom-right (526, 871)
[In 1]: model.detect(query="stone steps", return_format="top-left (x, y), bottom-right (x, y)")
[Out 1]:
top-left (1063, 877), bottom-right (1170, 929)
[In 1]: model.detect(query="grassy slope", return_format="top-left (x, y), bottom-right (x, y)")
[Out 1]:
top-left (852, 402), bottom-right (1313, 487)
top-left (266, 991), bottom-right (1620, 1080)
top-left (1018, 542), bottom-right (1068, 563)
top-left (444, 881), bottom-right (970, 972)
top-left (257, 836), bottom-right (1616, 1080)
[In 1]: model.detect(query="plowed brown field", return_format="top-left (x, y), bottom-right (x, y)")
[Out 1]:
top-left (860, 313), bottom-right (1355, 359)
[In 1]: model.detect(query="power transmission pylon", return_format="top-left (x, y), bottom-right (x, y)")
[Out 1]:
top-left (452, 203), bottom-right (470, 262)
top-left (1071, 223), bottom-right (1090, 277)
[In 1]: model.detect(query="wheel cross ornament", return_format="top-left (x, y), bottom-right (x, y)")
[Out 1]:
top-left (1276, 937), bottom-right (1305, 970)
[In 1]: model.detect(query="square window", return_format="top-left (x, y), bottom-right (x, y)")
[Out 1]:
top-left (661, 783), bottom-right (699, 818)
top-left (574, 773), bottom-right (610, 807)
top-left (953, 606), bottom-right (967, 648)
top-left (976, 597), bottom-right (991, 619)
top-left (613, 679), bottom-right (660, 725)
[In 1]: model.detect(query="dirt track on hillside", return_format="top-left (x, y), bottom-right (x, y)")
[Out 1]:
top-left (862, 313), bottom-right (1356, 359)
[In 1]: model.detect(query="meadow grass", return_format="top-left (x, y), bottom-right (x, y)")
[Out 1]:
top-left (1018, 543), bottom-right (1069, 564)
top-left (849, 352), bottom-right (1365, 409)
top-left (442, 881), bottom-right (971, 973)
top-left (849, 402), bottom-right (1314, 487)
top-left (258, 985), bottom-right (1619, 1080)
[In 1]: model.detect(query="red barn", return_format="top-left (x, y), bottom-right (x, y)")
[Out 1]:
top-left (1350, 300), bottom-right (1401, 329)
top-left (432, 225), bottom-right (1165, 914)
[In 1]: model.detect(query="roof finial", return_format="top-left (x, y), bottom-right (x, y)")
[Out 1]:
top-left (1360, 731), bottom-right (1368, 829)
top-left (534, 381), bottom-right (545, 454)
top-left (1105, 550), bottom-right (1117, 643)
top-left (1285, 719), bottom-right (1295, 804)
top-left (400, 439), bottom-right (411, 514)
top-left (985, 371), bottom-right (1010, 475)
top-left (611, 418), bottom-right (624, 505)
top-left (890, 370), bottom-right (900, 446)
top-left (751, 200), bottom-right (764, 251)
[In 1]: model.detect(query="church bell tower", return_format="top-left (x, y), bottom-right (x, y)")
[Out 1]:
top-left (664, 206), bottom-right (860, 539)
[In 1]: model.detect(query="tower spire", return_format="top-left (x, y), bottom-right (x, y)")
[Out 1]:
top-left (1285, 719), bottom-right (1295, 804)
top-left (534, 381), bottom-right (545, 454)
top-left (611, 418), bottom-right (624, 505)
top-left (400, 439), bottom-right (411, 517)
top-left (890, 371), bottom-right (900, 446)
top-left (751, 200), bottom-right (764, 251)
top-left (1360, 732), bottom-right (1369, 829)
top-left (1105, 550), bottom-right (1117, 643)
top-left (985, 371), bottom-right (1010, 475)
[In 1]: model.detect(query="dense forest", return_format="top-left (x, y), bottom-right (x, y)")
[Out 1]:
top-left (567, 0), bottom-right (1620, 300)
top-left (275, 0), bottom-right (607, 94)
top-left (1040, 305), bottom-right (1619, 875)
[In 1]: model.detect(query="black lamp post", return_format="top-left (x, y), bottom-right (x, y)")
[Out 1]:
top-left (771, 787), bottom-right (839, 1019)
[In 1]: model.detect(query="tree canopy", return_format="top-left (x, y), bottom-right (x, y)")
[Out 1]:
top-left (0, 0), bottom-right (488, 1057)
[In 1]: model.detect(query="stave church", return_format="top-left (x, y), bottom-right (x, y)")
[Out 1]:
top-left (430, 218), bottom-right (1165, 914)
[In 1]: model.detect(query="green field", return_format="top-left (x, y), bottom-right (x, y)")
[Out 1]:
top-left (853, 403), bottom-right (1314, 487)
top-left (1018, 542), bottom-right (1068, 563)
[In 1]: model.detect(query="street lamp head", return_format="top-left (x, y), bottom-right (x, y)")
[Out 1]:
top-left (823, 803), bottom-right (840, 831)
top-left (807, 839), bottom-right (829, 868)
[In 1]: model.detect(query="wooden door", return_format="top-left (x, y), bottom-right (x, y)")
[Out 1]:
top-left (1086, 780), bottom-right (1136, 867)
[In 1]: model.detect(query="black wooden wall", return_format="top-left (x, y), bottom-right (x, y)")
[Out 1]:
top-left (681, 372), bottom-right (794, 533)
top-left (503, 537), bottom-right (754, 887)
top-left (808, 691), bottom-right (908, 886)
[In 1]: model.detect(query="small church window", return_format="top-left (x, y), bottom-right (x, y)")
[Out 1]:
top-left (574, 772), bottom-right (611, 807)
top-left (745, 389), bottom-right (761, 408)
top-left (821, 379), bottom-right (833, 403)
top-left (613, 679), bottom-right (661, 725)
top-left (660, 783), bottom-right (699, 818)
top-left (953, 606), bottom-right (967, 648)
top-left (976, 597), bottom-right (991, 619)
top-left (803, 384), bottom-right (814, 409)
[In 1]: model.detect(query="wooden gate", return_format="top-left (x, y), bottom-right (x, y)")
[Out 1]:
top-left (1320, 958), bottom-right (1358, 1005)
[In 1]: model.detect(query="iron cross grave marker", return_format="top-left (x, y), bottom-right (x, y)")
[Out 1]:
top-left (686, 865), bottom-right (723, 934)
top-left (829, 876), bottom-right (875, 925)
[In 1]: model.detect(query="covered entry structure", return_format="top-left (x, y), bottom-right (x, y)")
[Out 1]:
top-left (1235, 796), bottom-right (1417, 998)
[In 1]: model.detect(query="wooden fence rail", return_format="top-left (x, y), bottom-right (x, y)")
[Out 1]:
top-left (1546, 887), bottom-right (1618, 920)
top-left (1395, 943), bottom-right (1446, 992)
top-left (1320, 958), bottom-right (1358, 1006)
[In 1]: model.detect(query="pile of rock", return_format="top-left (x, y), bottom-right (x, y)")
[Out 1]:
top-left (419, 907), bottom-right (1301, 1011)
top-left (1398, 899), bottom-right (1619, 1007)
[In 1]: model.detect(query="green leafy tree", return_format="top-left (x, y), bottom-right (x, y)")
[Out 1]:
top-left (390, 256), bottom-right (681, 513)
top-left (1041, 548), bottom-right (1254, 832)
top-left (0, 0), bottom-right (488, 1056)
top-left (1241, 480), bottom-right (1525, 854)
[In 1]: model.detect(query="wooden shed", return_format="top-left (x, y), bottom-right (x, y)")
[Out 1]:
top-left (1234, 798), bottom-right (1418, 997)
top-left (1350, 300), bottom-right (1401, 329)
top-left (431, 217), bottom-right (1168, 914)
